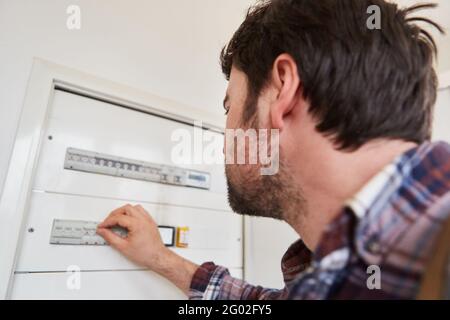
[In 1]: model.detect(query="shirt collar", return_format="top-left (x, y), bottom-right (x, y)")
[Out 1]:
top-left (345, 159), bottom-right (400, 220)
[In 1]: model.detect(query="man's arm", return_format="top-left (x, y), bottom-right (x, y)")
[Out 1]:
top-left (96, 204), bottom-right (286, 299)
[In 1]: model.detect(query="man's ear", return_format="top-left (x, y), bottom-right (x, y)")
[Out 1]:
top-left (270, 53), bottom-right (301, 130)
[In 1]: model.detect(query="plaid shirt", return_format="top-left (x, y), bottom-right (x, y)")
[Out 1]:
top-left (189, 141), bottom-right (450, 300)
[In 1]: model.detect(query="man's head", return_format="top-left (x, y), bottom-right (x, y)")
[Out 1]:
top-left (222, 0), bottom-right (443, 222)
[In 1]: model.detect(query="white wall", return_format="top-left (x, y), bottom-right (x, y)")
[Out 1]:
top-left (434, 87), bottom-right (450, 142)
top-left (395, 0), bottom-right (450, 73)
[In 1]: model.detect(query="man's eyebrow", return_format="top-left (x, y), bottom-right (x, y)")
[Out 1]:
top-left (223, 95), bottom-right (229, 109)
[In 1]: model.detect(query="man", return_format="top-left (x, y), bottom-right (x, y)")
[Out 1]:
top-left (96, 0), bottom-right (450, 299)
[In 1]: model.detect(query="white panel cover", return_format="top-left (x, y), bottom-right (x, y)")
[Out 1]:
top-left (12, 90), bottom-right (242, 299)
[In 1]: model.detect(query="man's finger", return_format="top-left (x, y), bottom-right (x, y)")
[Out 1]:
top-left (111, 204), bottom-right (140, 217)
top-left (133, 205), bottom-right (150, 218)
top-left (96, 228), bottom-right (127, 249)
top-left (134, 205), bottom-right (158, 226)
top-left (98, 213), bottom-right (134, 229)
top-left (99, 205), bottom-right (139, 228)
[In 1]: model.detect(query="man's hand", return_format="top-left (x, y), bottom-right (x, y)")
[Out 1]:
top-left (97, 204), bottom-right (167, 269)
top-left (96, 204), bottom-right (199, 295)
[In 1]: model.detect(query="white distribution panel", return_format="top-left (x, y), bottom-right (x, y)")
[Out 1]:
top-left (11, 89), bottom-right (243, 299)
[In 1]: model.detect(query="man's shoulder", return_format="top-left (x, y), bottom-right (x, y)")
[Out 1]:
top-left (290, 142), bottom-right (450, 300)
top-left (350, 141), bottom-right (450, 298)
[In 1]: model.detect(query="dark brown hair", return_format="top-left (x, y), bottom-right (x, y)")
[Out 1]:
top-left (221, 0), bottom-right (445, 150)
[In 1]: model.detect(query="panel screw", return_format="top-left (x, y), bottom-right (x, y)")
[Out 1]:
top-left (48, 135), bottom-right (53, 140)
top-left (28, 228), bottom-right (34, 233)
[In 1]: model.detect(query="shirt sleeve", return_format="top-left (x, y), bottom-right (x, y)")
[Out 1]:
top-left (188, 262), bottom-right (288, 300)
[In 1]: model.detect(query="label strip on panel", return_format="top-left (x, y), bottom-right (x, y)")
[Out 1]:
top-left (50, 219), bottom-right (175, 247)
top-left (64, 148), bottom-right (210, 190)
